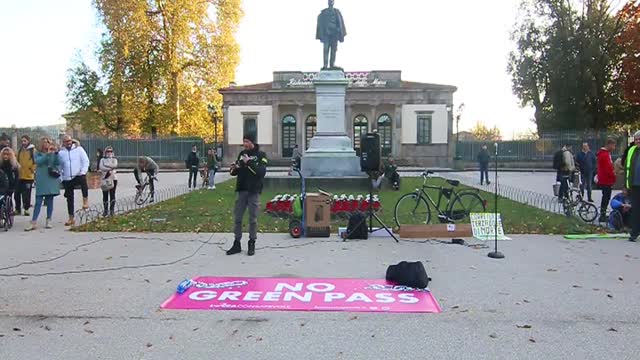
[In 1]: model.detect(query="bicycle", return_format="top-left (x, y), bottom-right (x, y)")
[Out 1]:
top-left (135, 174), bottom-right (157, 206)
top-left (0, 194), bottom-right (15, 231)
top-left (561, 188), bottom-right (598, 222)
top-left (558, 173), bottom-right (598, 223)
top-left (394, 170), bottom-right (487, 227)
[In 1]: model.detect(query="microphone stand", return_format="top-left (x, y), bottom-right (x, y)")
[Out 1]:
top-left (488, 142), bottom-right (505, 259)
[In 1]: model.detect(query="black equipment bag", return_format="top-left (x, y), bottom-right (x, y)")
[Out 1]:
top-left (346, 212), bottom-right (368, 240)
top-left (386, 261), bottom-right (431, 289)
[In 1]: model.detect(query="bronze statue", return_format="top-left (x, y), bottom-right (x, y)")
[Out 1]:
top-left (316, 0), bottom-right (347, 70)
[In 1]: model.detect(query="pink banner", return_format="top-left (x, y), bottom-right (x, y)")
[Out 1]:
top-left (161, 277), bottom-right (441, 313)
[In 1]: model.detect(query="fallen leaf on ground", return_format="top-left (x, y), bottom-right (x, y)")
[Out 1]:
top-left (618, 277), bottom-right (623, 281)
top-left (84, 329), bottom-right (94, 334)
top-left (256, 337), bottom-right (263, 342)
top-left (451, 305), bottom-right (460, 309)
top-left (146, 343), bottom-right (153, 348)
top-left (607, 294), bottom-right (613, 299)
top-left (489, 333), bottom-right (498, 339)
top-left (193, 328), bottom-right (199, 331)
top-left (83, 321), bottom-right (90, 325)
top-left (12, 328), bottom-right (21, 332)
top-left (517, 325), bottom-right (533, 329)
top-left (529, 338), bottom-right (536, 343)
top-left (349, 316), bottom-right (358, 321)
top-left (547, 268), bottom-right (558, 272)
top-left (523, 299), bottom-right (531, 303)
top-left (608, 328), bottom-right (618, 332)
top-left (572, 285), bottom-right (582, 288)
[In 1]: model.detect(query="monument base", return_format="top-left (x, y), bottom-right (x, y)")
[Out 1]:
top-left (302, 135), bottom-right (363, 177)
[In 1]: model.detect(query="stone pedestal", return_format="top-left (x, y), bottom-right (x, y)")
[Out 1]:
top-left (302, 70), bottom-right (363, 177)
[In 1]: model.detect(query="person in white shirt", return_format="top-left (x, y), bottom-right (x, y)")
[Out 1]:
top-left (58, 134), bottom-right (90, 226)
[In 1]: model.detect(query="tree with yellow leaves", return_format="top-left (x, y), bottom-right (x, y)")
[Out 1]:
top-left (66, 0), bottom-right (242, 138)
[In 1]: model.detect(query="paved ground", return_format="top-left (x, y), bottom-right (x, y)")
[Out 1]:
top-left (1, 230), bottom-right (639, 359)
top-left (3, 170), bottom-right (637, 359)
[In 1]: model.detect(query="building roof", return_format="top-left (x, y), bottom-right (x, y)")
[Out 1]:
top-left (219, 71), bottom-right (457, 93)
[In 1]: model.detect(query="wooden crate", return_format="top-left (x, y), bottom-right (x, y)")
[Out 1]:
top-left (399, 224), bottom-right (472, 239)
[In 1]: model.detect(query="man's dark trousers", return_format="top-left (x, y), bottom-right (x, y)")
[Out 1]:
top-left (631, 187), bottom-right (640, 239)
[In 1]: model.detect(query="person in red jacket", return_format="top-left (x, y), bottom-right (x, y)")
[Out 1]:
top-left (596, 138), bottom-right (617, 222)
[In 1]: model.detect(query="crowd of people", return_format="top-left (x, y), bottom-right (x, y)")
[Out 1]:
top-left (550, 131), bottom-right (640, 241)
top-left (0, 134), bottom-right (227, 231)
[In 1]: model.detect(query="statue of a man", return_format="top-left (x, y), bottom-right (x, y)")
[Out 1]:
top-left (316, 0), bottom-right (347, 70)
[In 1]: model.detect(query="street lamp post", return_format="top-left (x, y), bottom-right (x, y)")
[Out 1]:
top-left (455, 103), bottom-right (465, 160)
top-left (207, 104), bottom-right (219, 149)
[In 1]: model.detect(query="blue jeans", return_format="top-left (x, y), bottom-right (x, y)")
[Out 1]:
top-left (208, 169), bottom-right (216, 186)
top-left (580, 172), bottom-right (593, 199)
top-left (479, 163), bottom-right (489, 184)
top-left (32, 195), bottom-right (54, 222)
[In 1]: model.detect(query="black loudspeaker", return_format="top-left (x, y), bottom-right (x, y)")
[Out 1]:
top-left (360, 133), bottom-right (381, 172)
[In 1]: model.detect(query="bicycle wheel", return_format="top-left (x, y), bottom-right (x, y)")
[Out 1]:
top-left (577, 202), bottom-right (598, 223)
top-left (562, 198), bottom-right (573, 217)
top-left (0, 202), bottom-right (6, 232)
top-left (394, 193), bottom-right (431, 227)
top-left (448, 192), bottom-right (486, 223)
top-left (135, 184), bottom-right (150, 205)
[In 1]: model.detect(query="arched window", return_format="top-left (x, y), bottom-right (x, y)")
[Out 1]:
top-left (305, 114), bottom-right (317, 150)
top-left (377, 114), bottom-right (392, 157)
top-left (282, 115), bottom-right (296, 158)
top-left (353, 114), bottom-right (368, 155)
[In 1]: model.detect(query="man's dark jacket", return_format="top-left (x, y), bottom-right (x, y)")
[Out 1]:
top-left (316, 8), bottom-right (346, 43)
top-left (231, 145), bottom-right (268, 194)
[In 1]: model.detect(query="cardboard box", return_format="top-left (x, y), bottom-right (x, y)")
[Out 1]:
top-left (305, 192), bottom-right (332, 228)
top-left (399, 224), bottom-right (472, 239)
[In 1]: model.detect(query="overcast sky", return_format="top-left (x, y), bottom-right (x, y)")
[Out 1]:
top-left (0, 0), bottom-right (535, 138)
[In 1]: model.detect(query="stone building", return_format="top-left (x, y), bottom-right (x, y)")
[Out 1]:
top-left (219, 71), bottom-right (457, 167)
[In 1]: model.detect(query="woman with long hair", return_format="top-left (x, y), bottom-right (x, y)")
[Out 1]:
top-left (99, 146), bottom-right (118, 216)
top-left (25, 138), bottom-right (61, 231)
top-left (0, 147), bottom-right (20, 196)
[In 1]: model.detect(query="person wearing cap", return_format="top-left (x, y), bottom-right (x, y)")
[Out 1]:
top-left (625, 131), bottom-right (640, 242)
top-left (226, 133), bottom-right (268, 256)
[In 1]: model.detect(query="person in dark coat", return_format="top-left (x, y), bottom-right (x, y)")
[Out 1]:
top-left (186, 145), bottom-right (200, 189)
top-left (226, 133), bottom-right (268, 257)
top-left (477, 145), bottom-right (491, 185)
top-left (575, 142), bottom-right (596, 202)
top-left (625, 131), bottom-right (640, 242)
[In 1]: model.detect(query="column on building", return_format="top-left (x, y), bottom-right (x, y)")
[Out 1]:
top-left (345, 103), bottom-right (353, 144)
top-left (369, 105), bottom-right (377, 133)
top-left (296, 104), bottom-right (304, 150)
top-left (272, 102), bottom-right (280, 158)
top-left (393, 103), bottom-right (402, 158)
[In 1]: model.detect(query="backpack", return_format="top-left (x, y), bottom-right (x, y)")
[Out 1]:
top-left (386, 261), bottom-right (431, 289)
top-left (345, 212), bottom-right (368, 240)
top-left (552, 150), bottom-right (564, 170)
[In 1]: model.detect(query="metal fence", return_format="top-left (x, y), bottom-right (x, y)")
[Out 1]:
top-left (457, 130), bottom-right (630, 162)
top-left (74, 137), bottom-right (222, 167)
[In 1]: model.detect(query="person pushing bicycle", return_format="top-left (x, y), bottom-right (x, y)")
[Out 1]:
top-left (134, 156), bottom-right (158, 202)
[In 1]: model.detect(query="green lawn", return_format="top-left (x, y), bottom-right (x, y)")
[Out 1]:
top-left (76, 177), bottom-right (595, 234)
